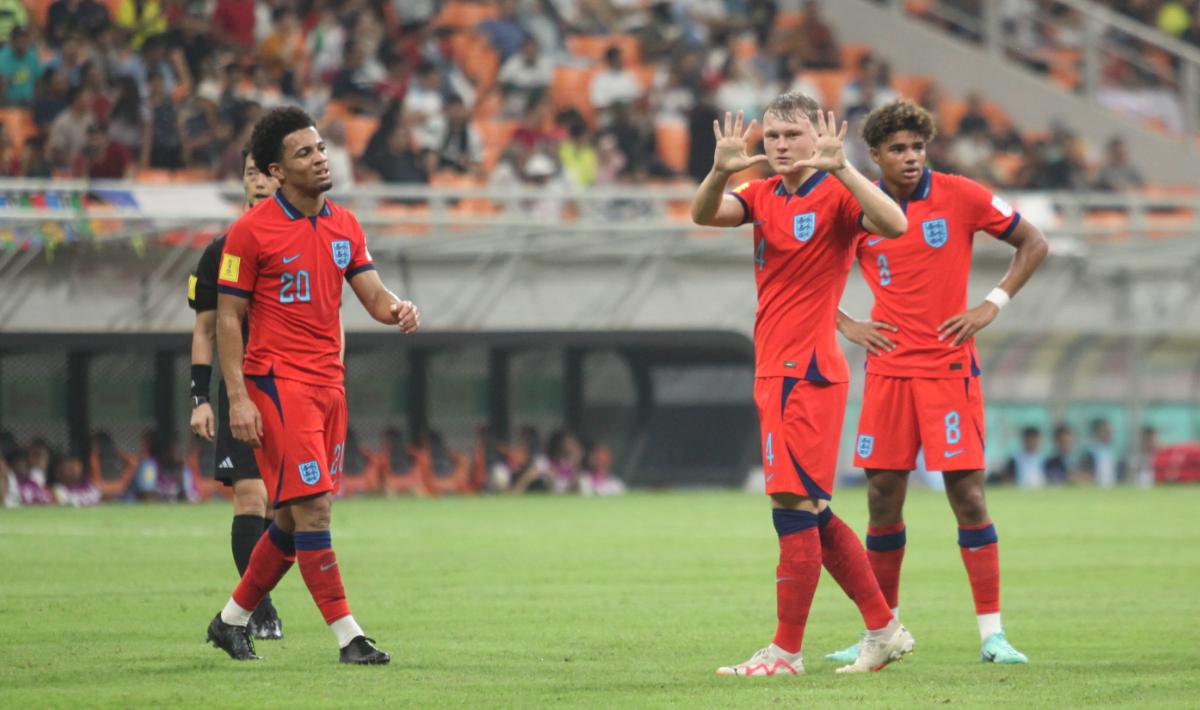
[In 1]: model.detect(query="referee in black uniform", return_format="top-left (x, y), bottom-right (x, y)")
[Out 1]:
top-left (187, 146), bottom-right (283, 640)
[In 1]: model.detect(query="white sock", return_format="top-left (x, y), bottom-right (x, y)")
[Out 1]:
top-left (768, 643), bottom-right (803, 660)
top-left (220, 597), bottom-right (253, 627)
top-left (891, 607), bottom-right (900, 622)
top-left (867, 616), bottom-right (900, 639)
top-left (330, 615), bottom-right (364, 648)
top-left (977, 612), bottom-right (1002, 641)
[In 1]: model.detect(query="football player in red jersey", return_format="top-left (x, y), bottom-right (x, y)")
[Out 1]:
top-left (828, 100), bottom-right (1047, 666)
top-left (205, 107), bottom-right (420, 665)
top-left (693, 92), bottom-right (915, 676)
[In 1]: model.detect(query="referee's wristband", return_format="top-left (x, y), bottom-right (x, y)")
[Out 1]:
top-left (190, 364), bottom-right (212, 399)
top-left (985, 287), bottom-right (1011, 310)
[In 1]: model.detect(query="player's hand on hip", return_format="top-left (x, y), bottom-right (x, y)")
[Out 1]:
top-left (791, 111), bottom-right (848, 173)
top-left (712, 110), bottom-right (768, 175)
top-left (390, 300), bottom-right (420, 333)
top-left (229, 397), bottom-right (263, 448)
top-left (190, 402), bottom-right (215, 442)
top-left (938, 302), bottom-right (999, 346)
top-left (839, 318), bottom-right (899, 356)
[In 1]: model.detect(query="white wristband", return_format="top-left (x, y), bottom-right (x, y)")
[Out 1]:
top-left (985, 287), bottom-right (1011, 310)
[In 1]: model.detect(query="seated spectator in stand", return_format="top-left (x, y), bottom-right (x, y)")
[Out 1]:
top-left (589, 46), bottom-right (643, 125)
top-left (478, 0), bottom-right (527, 62)
top-left (779, 54), bottom-right (820, 105)
top-left (999, 426), bottom-right (1047, 489)
top-left (331, 40), bottom-right (385, 115)
top-left (779, 0), bottom-right (840, 69)
top-left (47, 85), bottom-right (95, 169)
top-left (181, 92), bottom-right (221, 168)
top-left (436, 95), bottom-right (483, 175)
top-left (27, 437), bottom-right (55, 485)
top-left (0, 27), bottom-right (40, 106)
top-left (32, 68), bottom-right (71, 129)
top-left (558, 109), bottom-right (597, 189)
top-left (115, 0), bottom-right (167, 50)
top-left (580, 441), bottom-right (626, 496)
top-left (142, 71), bottom-right (185, 170)
top-left (363, 122), bottom-right (433, 184)
top-left (130, 428), bottom-right (164, 501)
top-left (0, 0), bottom-right (26, 43)
top-left (1044, 422), bottom-right (1078, 485)
top-left (498, 37), bottom-right (554, 118)
top-left (404, 62), bottom-right (448, 151)
top-left (46, 0), bottom-right (112, 48)
top-left (951, 123), bottom-right (1001, 184)
top-left (74, 122), bottom-right (133, 178)
top-left (4, 448), bottom-right (54, 507)
top-left (957, 93), bottom-right (992, 136)
top-left (715, 57), bottom-right (778, 120)
top-left (604, 100), bottom-right (674, 179)
top-left (108, 76), bottom-right (146, 155)
top-left (1094, 137), bottom-right (1144, 191)
top-left (841, 53), bottom-right (898, 111)
top-left (52, 456), bottom-right (100, 506)
top-left (212, 0), bottom-right (255, 50)
top-left (512, 98), bottom-right (563, 156)
top-left (686, 88), bottom-right (719, 183)
top-left (1080, 417), bottom-right (1123, 487)
top-left (546, 428), bottom-right (585, 493)
top-left (1132, 425), bottom-right (1158, 487)
top-left (510, 426), bottom-right (552, 493)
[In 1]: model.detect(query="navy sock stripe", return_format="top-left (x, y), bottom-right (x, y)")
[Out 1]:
top-left (772, 509), bottom-right (819, 537)
top-left (267, 522), bottom-right (295, 555)
top-left (866, 529), bottom-right (907, 552)
top-left (294, 530), bottom-right (332, 551)
top-left (958, 523), bottom-right (998, 548)
top-left (817, 507), bottom-right (833, 527)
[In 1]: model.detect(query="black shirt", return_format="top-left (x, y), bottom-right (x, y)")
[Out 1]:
top-left (188, 234), bottom-right (249, 341)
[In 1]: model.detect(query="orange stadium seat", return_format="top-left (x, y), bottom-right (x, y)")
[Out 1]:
top-left (451, 31), bottom-right (500, 89)
top-left (342, 114), bottom-right (379, 158)
top-left (434, 1), bottom-right (500, 28)
top-left (134, 168), bottom-right (175, 183)
top-left (656, 121), bottom-right (688, 174)
top-left (0, 108), bottom-right (37, 149)
top-left (550, 66), bottom-right (598, 123)
top-left (840, 43), bottom-right (872, 71)
top-left (806, 70), bottom-right (847, 112)
top-left (981, 100), bottom-right (1014, 131)
top-left (892, 74), bottom-right (932, 103)
top-left (1045, 48), bottom-right (1082, 90)
top-left (566, 35), bottom-right (641, 66)
top-left (477, 119), bottom-right (517, 172)
top-left (936, 97), bottom-right (967, 136)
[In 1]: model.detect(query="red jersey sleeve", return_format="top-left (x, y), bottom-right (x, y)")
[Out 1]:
top-left (217, 218), bottom-right (260, 298)
top-left (344, 213), bottom-right (376, 280)
top-left (954, 175), bottom-right (1021, 241)
top-left (727, 179), bottom-right (767, 226)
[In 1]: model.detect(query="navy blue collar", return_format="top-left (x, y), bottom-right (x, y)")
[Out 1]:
top-left (879, 168), bottom-right (933, 202)
top-left (775, 170), bottom-right (829, 199)
top-left (274, 191), bottom-right (333, 220)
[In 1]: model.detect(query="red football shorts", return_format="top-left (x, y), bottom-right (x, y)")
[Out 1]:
top-left (853, 373), bottom-right (986, 472)
top-left (754, 377), bottom-right (849, 500)
top-left (245, 373), bottom-right (347, 507)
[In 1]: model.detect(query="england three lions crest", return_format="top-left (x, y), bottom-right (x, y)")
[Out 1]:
top-left (922, 218), bottom-right (948, 248)
top-left (793, 212), bottom-right (816, 242)
top-left (331, 240), bottom-right (352, 269)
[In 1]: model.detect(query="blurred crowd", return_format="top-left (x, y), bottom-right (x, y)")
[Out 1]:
top-left (0, 422), bottom-right (624, 508)
top-left (0, 0), bottom-right (1174, 193)
top-left (990, 418), bottom-right (1158, 489)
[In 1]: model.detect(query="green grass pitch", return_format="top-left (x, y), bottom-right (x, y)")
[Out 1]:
top-left (2, 486), bottom-right (1198, 708)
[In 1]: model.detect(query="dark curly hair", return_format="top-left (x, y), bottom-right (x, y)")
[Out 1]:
top-left (861, 99), bottom-right (937, 148)
top-left (249, 106), bottom-right (316, 175)
top-left (763, 90), bottom-right (821, 125)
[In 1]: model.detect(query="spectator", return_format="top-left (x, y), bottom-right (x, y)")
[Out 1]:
top-left (45, 0), bottom-right (111, 48)
top-left (32, 68), bottom-right (71, 129)
top-left (331, 40), bottom-right (385, 115)
top-left (307, 6), bottom-right (347, 82)
top-left (4, 448), bottom-right (55, 506)
top-left (951, 123), bottom-right (1001, 184)
top-left (27, 438), bottom-right (55, 485)
top-left (212, 0), bottom-right (255, 49)
top-left (0, 27), bottom-right (40, 106)
top-left (780, 54), bottom-right (821, 105)
top-left (21, 136), bottom-right (51, 177)
top-left (165, 4), bottom-right (215, 83)
top-left (1156, 1), bottom-right (1192, 37)
top-left (1000, 426), bottom-right (1047, 489)
top-left (498, 37), bottom-right (554, 118)
top-left (1080, 417), bottom-right (1122, 487)
top-left (478, 0), bottom-right (528, 62)
top-left (108, 76), bottom-right (146, 155)
top-left (546, 428), bottom-right (585, 493)
top-left (589, 46), bottom-right (643, 124)
top-left (115, 0), bottom-right (167, 50)
top-left (957, 93), bottom-right (992, 136)
top-left (52, 456), bottom-right (100, 507)
top-left (47, 85), bottom-right (95, 169)
top-left (511, 98), bottom-right (562, 155)
top-left (604, 100), bottom-right (674, 179)
top-left (180, 92), bottom-right (221, 168)
top-left (401, 62), bottom-right (446, 150)
top-left (841, 53), bottom-right (897, 111)
top-left (1044, 422), bottom-right (1077, 485)
top-left (257, 7), bottom-right (305, 87)
top-left (558, 109), bottom-right (597, 188)
top-left (686, 88), bottom-right (720, 184)
top-left (0, 0), bottom-right (27, 43)
top-left (1094, 137), bottom-right (1144, 191)
top-left (510, 426), bottom-right (552, 493)
top-left (73, 122), bottom-right (133, 178)
top-left (141, 71), bottom-right (184, 170)
top-left (363, 122), bottom-right (431, 184)
top-left (435, 95), bottom-right (483, 175)
top-left (1132, 425), bottom-right (1159, 488)
top-left (777, 0), bottom-right (840, 69)
top-left (716, 57), bottom-right (778, 119)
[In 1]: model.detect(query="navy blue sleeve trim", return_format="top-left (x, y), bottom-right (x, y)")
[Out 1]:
top-left (345, 263), bottom-right (377, 280)
top-left (727, 192), bottom-right (751, 226)
top-left (217, 285), bottom-right (252, 298)
top-left (996, 212), bottom-right (1021, 241)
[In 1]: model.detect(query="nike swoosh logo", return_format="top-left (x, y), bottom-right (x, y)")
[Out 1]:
top-left (945, 449), bottom-right (965, 458)
top-left (867, 238), bottom-right (884, 246)
top-left (282, 254), bottom-right (301, 264)
top-left (775, 577), bottom-right (793, 583)
top-left (765, 473), bottom-right (775, 483)
top-left (319, 561), bottom-right (338, 571)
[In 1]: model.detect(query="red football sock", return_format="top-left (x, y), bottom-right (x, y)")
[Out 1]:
top-left (231, 523), bottom-right (295, 612)
top-left (819, 510), bottom-right (894, 631)
top-left (865, 521), bottom-right (907, 612)
top-left (958, 522), bottom-right (1001, 614)
top-left (771, 511), bottom-right (822, 654)
top-left (295, 531), bottom-right (352, 624)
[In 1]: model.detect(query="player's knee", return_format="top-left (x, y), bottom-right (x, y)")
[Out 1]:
top-left (951, 487), bottom-right (988, 524)
top-left (232, 481), bottom-right (269, 516)
top-left (293, 494), bottom-right (333, 530)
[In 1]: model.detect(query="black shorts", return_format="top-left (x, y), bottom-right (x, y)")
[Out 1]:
top-left (214, 380), bottom-right (261, 486)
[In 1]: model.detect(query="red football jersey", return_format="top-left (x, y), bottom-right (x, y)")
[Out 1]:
top-left (217, 192), bottom-right (375, 387)
top-left (729, 171), bottom-right (864, 382)
top-left (855, 169), bottom-right (1020, 378)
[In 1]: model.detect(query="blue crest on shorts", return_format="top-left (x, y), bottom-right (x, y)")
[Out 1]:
top-left (298, 460), bottom-right (322, 485)
top-left (856, 434), bottom-right (874, 458)
top-left (922, 218), bottom-right (949, 248)
top-left (793, 212), bottom-right (816, 242)
top-left (331, 239), bottom-right (352, 269)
